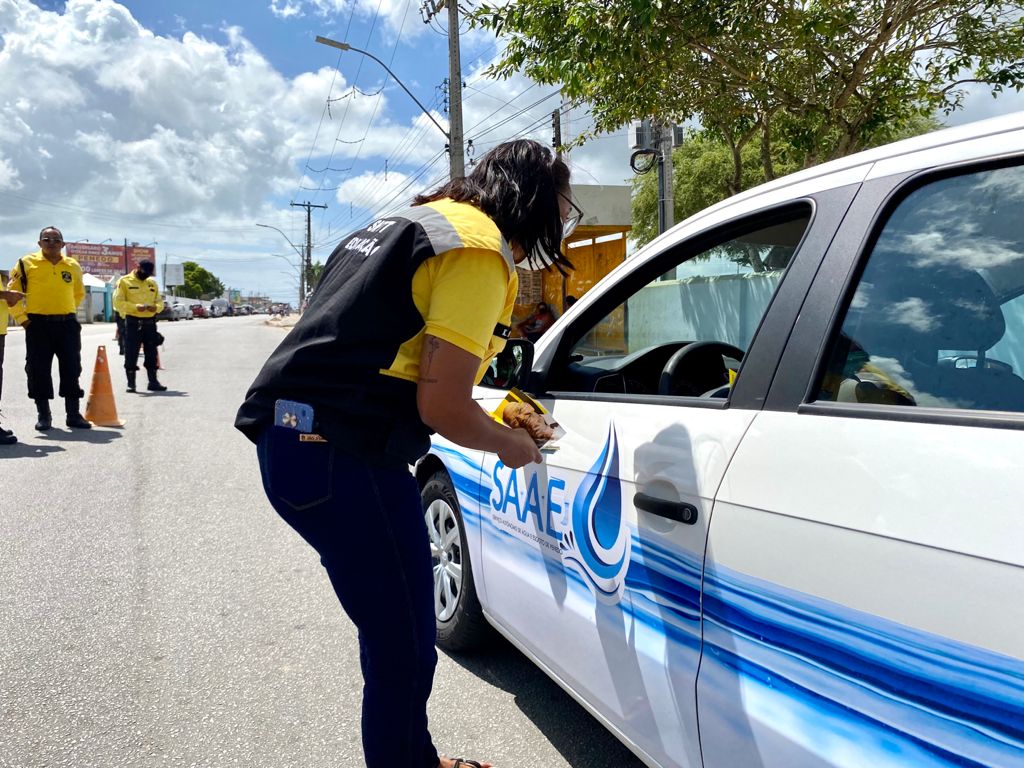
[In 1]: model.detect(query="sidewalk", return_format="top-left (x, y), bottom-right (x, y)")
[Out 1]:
top-left (264, 313), bottom-right (299, 329)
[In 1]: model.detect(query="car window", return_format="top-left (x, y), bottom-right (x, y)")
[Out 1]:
top-left (555, 211), bottom-right (811, 397)
top-left (818, 162), bottom-right (1024, 413)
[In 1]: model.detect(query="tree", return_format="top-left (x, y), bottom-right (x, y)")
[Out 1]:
top-left (307, 261), bottom-right (325, 294)
top-left (474, 0), bottom-right (1024, 186)
top-left (179, 261), bottom-right (225, 300)
top-left (632, 114), bottom-right (938, 248)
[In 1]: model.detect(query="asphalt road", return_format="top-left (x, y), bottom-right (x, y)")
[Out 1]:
top-left (0, 315), bottom-right (646, 768)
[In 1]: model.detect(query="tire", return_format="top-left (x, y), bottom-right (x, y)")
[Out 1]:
top-left (421, 470), bottom-right (490, 651)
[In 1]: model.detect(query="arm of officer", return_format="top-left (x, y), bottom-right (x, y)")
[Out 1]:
top-left (72, 265), bottom-right (84, 308)
top-left (417, 335), bottom-right (541, 470)
top-left (7, 265), bottom-right (27, 325)
top-left (112, 278), bottom-right (130, 317)
top-left (152, 284), bottom-right (164, 315)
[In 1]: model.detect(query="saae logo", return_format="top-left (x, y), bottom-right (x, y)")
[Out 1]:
top-left (490, 424), bottom-right (631, 601)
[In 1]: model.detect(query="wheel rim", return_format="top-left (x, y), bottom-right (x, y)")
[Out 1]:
top-left (425, 497), bottom-right (464, 622)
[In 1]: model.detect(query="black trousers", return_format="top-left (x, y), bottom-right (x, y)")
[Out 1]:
top-left (0, 333), bottom-right (5, 402)
top-left (124, 317), bottom-right (159, 374)
top-left (115, 314), bottom-right (125, 355)
top-left (24, 314), bottom-right (83, 401)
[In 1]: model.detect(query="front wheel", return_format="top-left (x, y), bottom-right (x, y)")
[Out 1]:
top-left (421, 470), bottom-right (490, 651)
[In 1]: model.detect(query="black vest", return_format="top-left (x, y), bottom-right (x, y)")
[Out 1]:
top-left (235, 203), bottom-right (512, 464)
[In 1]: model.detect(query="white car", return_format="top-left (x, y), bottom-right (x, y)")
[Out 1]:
top-left (417, 113), bottom-right (1024, 767)
top-left (171, 303), bottom-right (190, 320)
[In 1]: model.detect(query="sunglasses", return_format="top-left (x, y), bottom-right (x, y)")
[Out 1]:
top-left (40, 237), bottom-right (64, 244)
top-left (559, 192), bottom-right (583, 240)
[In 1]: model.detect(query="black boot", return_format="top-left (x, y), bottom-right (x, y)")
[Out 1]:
top-left (0, 412), bottom-right (16, 445)
top-left (65, 398), bottom-right (92, 429)
top-left (34, 399), bottom-right (52, 431)
top-left (146, 371), bottom-right (167, 392)
top-left (126, 370), bottom-right (136, 393)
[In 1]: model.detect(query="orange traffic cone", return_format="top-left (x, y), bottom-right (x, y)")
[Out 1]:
top-left (84, 346), bottom-right (125, 427)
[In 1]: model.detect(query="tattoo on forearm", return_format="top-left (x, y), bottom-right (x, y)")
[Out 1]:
top-left (424, 337), bottom-right (440, 374)
top-left (419, 337), bottom-right (440, 385)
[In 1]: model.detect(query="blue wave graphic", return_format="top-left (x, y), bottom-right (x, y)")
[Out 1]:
top-left (429, 442), bottom-right (1024, 765)
top-left (701, 565), bottom-right (1024, 766)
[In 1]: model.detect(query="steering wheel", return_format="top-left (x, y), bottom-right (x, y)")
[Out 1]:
top-left (657, 341), bottom-right (744, 397)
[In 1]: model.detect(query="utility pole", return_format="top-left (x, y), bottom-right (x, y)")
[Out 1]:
top-left (420, 0), bottom-right (464, 179)
top-left (290, 200), bottom-right (327, 305)
top-left (551, 108), bottom-right (562, 156)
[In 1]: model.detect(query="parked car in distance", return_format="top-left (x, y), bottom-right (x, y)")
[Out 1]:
top-left (190, 304), bottom-right (208, 318)
top-left (154, 303), bottom-right (175, 321)
top-left (417, 113), bottom-right (1024, 768)
top-left (172, 303), bottom-right (190, 320)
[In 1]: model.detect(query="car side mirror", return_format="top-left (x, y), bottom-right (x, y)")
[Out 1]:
top-left (480, 338), bottom-right (534, 390)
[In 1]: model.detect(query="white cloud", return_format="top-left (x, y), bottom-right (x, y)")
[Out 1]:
top-left (269, 0), bottom-right (426, 40)
top-left (269, 0), bottom-right (304, 19)
top-left (0, 156), bottom-right (22, 190)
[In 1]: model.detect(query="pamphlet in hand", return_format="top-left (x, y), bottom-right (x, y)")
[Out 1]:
top-left (491, 387), bottom-right (566, 450)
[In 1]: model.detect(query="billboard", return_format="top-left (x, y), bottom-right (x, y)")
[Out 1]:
top-left (65, 243), bottom-right (157, 279)
top-left (164, 262), bottom-right (185, 287)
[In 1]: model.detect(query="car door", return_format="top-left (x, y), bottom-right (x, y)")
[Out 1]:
top-left (478, 187), bottom-right (858, 768)
top-left (699, 147), bottom-right (1024, 766)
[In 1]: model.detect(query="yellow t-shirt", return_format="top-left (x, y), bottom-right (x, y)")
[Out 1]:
top-left (381, 248), bottom-right (518, 385)
top-left (8, 252), bottom-right (85, 324)
top-left (0, 298), bottom-right (8, 336)
top-left (113, 272), bottom-right (163, 318)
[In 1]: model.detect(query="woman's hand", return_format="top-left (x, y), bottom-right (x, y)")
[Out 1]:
top-left (497, 428), bottom-right (543, 468)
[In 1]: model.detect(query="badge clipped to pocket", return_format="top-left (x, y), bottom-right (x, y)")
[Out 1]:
top-left (274, 399), bottom-right (314, 434)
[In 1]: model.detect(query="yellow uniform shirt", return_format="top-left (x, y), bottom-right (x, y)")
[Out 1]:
top-left (114, 273), bottom-right (163, 318)
top-left (0, 298), bottom-right (8, 336)
top-left (380, 200), bottom-right (518, 385)
top-left (8, 251), bottom-right (85, 324)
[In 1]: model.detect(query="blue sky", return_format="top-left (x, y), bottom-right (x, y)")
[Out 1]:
top-left (0, 0), bottom-right (1021, 303)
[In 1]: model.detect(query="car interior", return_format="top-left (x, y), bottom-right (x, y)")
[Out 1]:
top-left (820, 163), bottom-right (1024, 414)
top-left (541, 211), bottom-right (811, 399)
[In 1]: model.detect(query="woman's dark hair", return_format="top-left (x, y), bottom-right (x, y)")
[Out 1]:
top-left (413, 139), bottom-right (573, 274)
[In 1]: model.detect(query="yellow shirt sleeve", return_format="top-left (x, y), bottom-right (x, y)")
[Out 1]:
top-left (7, 263), bottom-right (26, 325)
top-left (113, 277), bottom-right (130, 316)
top-left (72, 261), bottom-right (84, 308)
top-left (417, 249), bottom-right (511, 359)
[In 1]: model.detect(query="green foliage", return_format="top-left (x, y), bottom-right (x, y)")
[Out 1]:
top-left (473, 0), bottom-right (1024, 182)
top-left (178, 261), bottom-right (225, 300)
top-left (631, 115), bottom-right (937, 249)
top-left (307, 261), bottom-right (325, 293)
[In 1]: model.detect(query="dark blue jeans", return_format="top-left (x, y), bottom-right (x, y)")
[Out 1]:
top-left (257, 426), bottom-right (440, 768)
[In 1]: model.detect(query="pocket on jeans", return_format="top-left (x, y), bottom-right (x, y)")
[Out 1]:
top-left (265, 430), bottom-right (335, 511)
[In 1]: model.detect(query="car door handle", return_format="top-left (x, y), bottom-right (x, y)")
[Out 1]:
top-left (633, 493), bottom-right (699, 525)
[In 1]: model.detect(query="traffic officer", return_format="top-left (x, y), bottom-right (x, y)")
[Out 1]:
top-left (113, 260), bottom-right (166, 392)
top-left (8, 226), bottom-right (91, 430)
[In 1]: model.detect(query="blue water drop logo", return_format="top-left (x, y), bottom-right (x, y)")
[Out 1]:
top-left (560, 424), bottom-right (630, 601)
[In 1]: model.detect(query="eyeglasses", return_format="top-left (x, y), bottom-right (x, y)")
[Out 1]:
top-left (40, 237), bottom-right (64, 244)
top-left (559, 192), bottom-right (583, 240)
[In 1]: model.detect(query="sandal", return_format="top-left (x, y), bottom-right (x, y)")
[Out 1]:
top-left (452, 760), bottom-right (483, 768)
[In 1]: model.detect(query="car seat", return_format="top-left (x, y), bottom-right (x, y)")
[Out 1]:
top-left (836, 261), bottom-right (1024, 412)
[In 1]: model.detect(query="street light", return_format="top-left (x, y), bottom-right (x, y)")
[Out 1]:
top-left (257, 223), bottom-right (306, 307)
top-left (315, 36), bottom-right (450, 141)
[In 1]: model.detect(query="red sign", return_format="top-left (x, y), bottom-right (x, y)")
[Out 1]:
top-left (65, 243), bottom-right (157, 279)
top-left (126, 246), bottom-right (156, 273)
